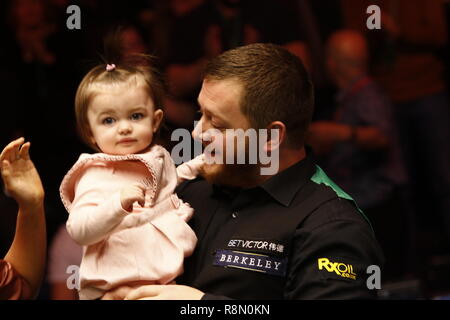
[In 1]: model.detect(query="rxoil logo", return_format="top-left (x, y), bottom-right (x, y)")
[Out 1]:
top-left (318, 258), bottom-right (357, 280)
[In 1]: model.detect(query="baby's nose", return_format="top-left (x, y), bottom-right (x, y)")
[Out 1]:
top-left (118, 120), bottom-right (132, 134)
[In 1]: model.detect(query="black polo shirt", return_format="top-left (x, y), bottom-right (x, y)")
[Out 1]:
top-left (176, 153), bottom-right (384, 299)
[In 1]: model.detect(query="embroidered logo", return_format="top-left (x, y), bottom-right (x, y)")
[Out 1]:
top-left (318, 258), bottom-right (357, 280)
top-left (214, 249), bottom-right (287, 276)
top-left (227, 239), bottom-right (285, 254)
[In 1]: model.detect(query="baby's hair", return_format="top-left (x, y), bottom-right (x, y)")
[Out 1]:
top-left (75, 28), bottom-right (165, 151)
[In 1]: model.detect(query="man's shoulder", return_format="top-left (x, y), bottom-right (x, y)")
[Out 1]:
top-left (296, 182), bottom-right (373, 233)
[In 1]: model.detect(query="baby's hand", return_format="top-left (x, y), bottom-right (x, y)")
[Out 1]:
top-left (120, 183), bottom-right (146, 212)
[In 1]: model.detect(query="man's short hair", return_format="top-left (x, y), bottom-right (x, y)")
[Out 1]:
top-left (204, 43), bottom-right (314, 148)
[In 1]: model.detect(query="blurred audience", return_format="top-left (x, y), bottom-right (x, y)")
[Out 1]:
top-left (2, 0), bottom-right (84, 197)
top-left (1, 0), bottom-right (449, 298)
top-left (307, 29), bottom-right (408, 281)
top-left (341, 0), bottom-right (450, 255)
top-left (164, 0), bottom-right (308, 129)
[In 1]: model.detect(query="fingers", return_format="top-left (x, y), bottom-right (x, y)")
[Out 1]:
top-left (19, 142), bottom-right (31, 160)
top-left (0, 137), bottom-right (26, 163)
top-left (121, 183), bottom-right (146, 211)
top-left (124, 285), bottom-right (204, 300)
top-left (133, 183), bottom-right (146, 207)
top-left (130, 184), bottom-right (145, 207)
top-left (102, 286), bottom-right (133, 300)
top-left (1, 160), bottom-right (10, 179)
top-left (125, 285), bottom-right (162, 300)
top-left (1, 160), bottom-right (12, 197)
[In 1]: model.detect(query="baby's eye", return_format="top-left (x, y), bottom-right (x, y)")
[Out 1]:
top-left (102, 117), bottom-right (115, 125)
top-left (131, 113), bottom-right (144, 120)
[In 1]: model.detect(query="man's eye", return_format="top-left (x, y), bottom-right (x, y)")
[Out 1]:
top-left (131, 113), bottom-right (144, 120)
top-left (102, 117), bottom-right (115, 125)
top-left (212, 123), bottom-right (225, 131)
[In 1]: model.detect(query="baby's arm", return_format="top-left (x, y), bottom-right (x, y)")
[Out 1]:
top-left (176, 154), bottom-right (205, 185)
top-left (66, 169), bottom-right (143, 246)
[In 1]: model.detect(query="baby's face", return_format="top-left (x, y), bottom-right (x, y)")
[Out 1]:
top-left (87, 84), bottom-right (163, 155)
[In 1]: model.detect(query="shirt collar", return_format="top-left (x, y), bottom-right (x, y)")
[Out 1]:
top-left (259, 150), bottom-right (317, 207)
top-left (211, 149), bottom-right (317, 207)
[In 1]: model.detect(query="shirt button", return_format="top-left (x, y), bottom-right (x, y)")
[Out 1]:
top-left (231, 212), bottom-right (238, 219)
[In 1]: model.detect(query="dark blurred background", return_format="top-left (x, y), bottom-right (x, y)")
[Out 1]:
top-left (0, 0), bottom-right (449, 300)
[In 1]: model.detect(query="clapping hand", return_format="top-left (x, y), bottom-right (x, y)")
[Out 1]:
top-left (0, 137), bottom-right (44, 208)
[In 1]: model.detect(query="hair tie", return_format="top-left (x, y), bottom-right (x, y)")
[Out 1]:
top-left (106, 63), bottom-right (116, 71)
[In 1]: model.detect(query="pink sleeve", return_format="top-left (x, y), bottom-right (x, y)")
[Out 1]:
top-left (176, 154), bottom-right (205, 184)
top-left (66, 168), bottom-right (130, 246)
top-left (0, 260), bottom-right (32, 300)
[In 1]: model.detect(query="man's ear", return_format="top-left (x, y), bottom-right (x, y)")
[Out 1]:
top-left (263, 121), bottom-right (286, 153)
top-left (153, 109), bottom-right (164, 133)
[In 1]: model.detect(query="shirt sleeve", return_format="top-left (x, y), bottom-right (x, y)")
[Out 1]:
top-left (0, 260), bottom-right (33, 300)
top-left (284, 199), bottom-right (384, 299)
top-left (66, 166), bottom-right (131, 246)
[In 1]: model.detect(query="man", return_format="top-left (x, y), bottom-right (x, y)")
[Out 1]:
top-left (106, 43), bottom-right (383, 300)
top-left (307, 30), bottom-right (407, 280)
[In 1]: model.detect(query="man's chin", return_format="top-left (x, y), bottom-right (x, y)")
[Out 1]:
top-left (199, 163), bottom-right (225, 184)
top-left (199, 162), bottom-right (260, 188)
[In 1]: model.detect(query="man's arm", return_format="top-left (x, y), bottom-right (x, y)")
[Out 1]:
top-left (284, 199), bottom-right (384, 299)
top-left (101, 283), bottom-right (206, 300)
top-left (1, 138), bottom-right (46, 298)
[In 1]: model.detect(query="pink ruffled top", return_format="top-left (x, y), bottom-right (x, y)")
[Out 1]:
top-left (60, 145), bottom-right (203, 299)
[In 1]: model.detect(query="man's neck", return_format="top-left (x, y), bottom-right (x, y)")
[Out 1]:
top-left (278, 147), bottom-right (307, 172)
top-left (254, 147), bottom-right (306, 186)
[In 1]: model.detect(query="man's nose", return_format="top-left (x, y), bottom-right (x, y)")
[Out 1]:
top-left (192, 121), bottom-right (218, 147)
top-left (192, 118), bottom-right (204, 142)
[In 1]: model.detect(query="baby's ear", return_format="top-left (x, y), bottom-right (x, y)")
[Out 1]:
top-left (153, 109), bottom-right (164, 132)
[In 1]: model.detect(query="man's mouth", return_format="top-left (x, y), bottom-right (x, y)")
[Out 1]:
top-left (204, 149), bottom-right (219, 162)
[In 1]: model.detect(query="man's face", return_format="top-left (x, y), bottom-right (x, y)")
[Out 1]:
top-left (193, 79), bottom-right (260, 187)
